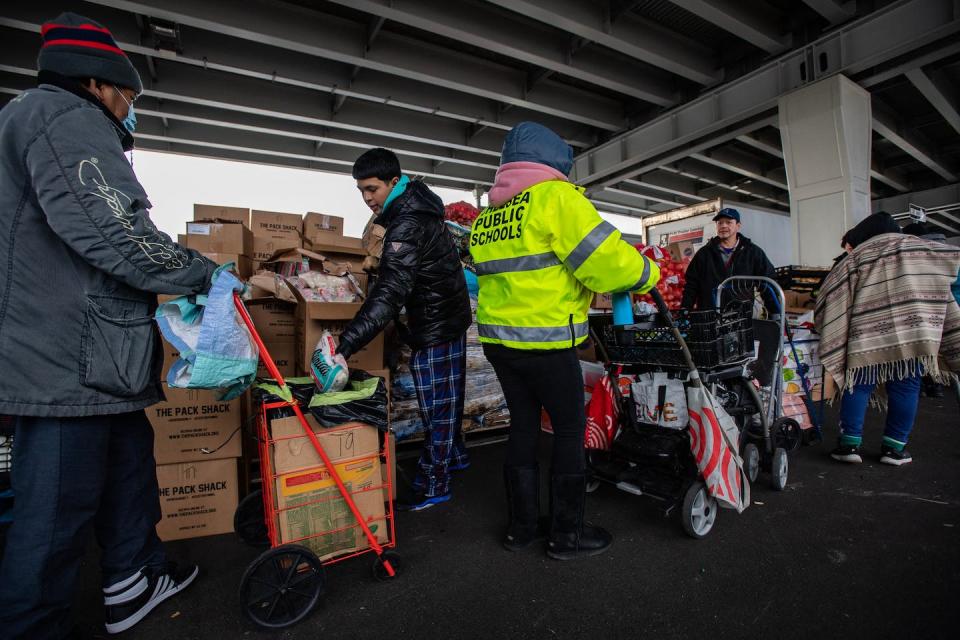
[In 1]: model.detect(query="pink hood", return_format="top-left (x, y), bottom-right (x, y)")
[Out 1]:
top-left (488, 161), bottom-right (568, 207)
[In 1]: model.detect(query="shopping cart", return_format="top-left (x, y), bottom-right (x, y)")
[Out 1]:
top-left (714, 276), bottom-right (801, 489)
top-left (589, 289), bottom-right (756, 538)
top-left (230, 293), bottom-right (400, 629)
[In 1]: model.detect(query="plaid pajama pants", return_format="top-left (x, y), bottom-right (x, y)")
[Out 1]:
top-left (410, 334), bottom-right (469, 496)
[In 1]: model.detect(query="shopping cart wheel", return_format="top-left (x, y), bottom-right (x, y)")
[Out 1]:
top-left (372, 550), bottom-right (403, 582)
top-left (743, 443), bottom-right (760, 484)
top-left (239, 544), bottom-right (325, 629)
top-left (772, 417), bottom-right (803, 452)
top-left (234, 490), bottom-right (269, 548)
top-left (770, 448), bottom-right (788, 491)
top-left (680, 481), bottom-right (717, 539)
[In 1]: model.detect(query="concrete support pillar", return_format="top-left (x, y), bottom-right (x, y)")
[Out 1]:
top-left (778, 74), bottom-right (872, 266)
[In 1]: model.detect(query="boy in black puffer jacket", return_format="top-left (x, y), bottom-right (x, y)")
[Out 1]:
top-left (337, 148), bottom-right (472, 511)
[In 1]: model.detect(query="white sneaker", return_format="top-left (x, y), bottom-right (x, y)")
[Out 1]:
top-left (103, 562), bottom-right (199, 634)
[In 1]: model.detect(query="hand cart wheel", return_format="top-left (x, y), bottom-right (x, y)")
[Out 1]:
top-left (234, 490), bottom-right (270, 548)
top-left (239, 544), bottom-right (325, 629)
top-left (772, 417), bottom-right (803, 452)
top-left (742, 442), bottom-right (760, 484)
top-left (770, 448), bottom-right (789, 491)
top-left (372, 550), bottom-right (403, 582)
top-left (680, 481), bottom-right (718, 539)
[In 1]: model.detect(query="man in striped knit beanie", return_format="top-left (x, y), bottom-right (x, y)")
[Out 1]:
top-left (0, 13), bottom-right (216, 639)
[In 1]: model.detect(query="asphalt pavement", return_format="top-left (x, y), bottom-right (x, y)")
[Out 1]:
top-left (8, 393), bottom-right (960, 639)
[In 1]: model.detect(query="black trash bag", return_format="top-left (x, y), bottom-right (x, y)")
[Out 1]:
top-left (252, 377), bottom-right (316, 422)
top-left (308, 370), bottom-right (389, 431)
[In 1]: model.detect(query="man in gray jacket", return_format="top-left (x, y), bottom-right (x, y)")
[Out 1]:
top-left (0, 13), bottom-right (218, 638)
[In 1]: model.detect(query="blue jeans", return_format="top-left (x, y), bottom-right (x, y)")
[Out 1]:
top-left (838, 374), bottom-right (922, 445)
top-left (0, 411), bottom-right (166, 640)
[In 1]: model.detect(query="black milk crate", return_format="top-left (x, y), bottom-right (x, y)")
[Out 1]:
top-left (775, 266), bottom-right (830, 293)
top-left (599, 300), bottom-right (754, 371)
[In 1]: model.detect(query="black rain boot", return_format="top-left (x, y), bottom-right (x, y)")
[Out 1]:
top-left (547, 472), bottom-right (612, 561)
top-left (503, 464), bottom-right (546, 551)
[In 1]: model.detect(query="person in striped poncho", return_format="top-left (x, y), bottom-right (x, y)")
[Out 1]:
top-left (816, 212), bottom-right (960, 466)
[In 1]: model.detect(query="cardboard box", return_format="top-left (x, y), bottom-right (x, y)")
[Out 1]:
top-left (275, 472), bottom-right (387, 561)
top-left (253, 235), bottom-right (300, 263)
top-left (148, 385), bottom-right (242, 464)
top-left (382, 431), bottom-right (396, 501)
top-left (300, 242), bottom-right (366, 274)
top-left (200, 253), bottom-right (253, 278)
top-left (251, 210), bottom-right (303, 244)
top-left (667, 241), bottom-right (696, 262)
top-left (362, 217), bottom-right (385, 258)
top-left (302, 212), bottom-right (344, 245)
top-left (270, 416), bottom-right (380, 475)
top-left (261, 247), bottom-right (354, 278)
top-left (257, 340), bottom-right (297, 379)
top-left (304, 236), bottom-right (365, 255)
top-left (592, 293), bottom-right (613, 310)
top-left (186, 222), bottom-right (253, 256)
top-left (156, 457), bottom-right (238, 541)
top-left (194, 204), bottom-right (250, 227)
top-left (295, 313), bottom-right (385, 374)
top-left (784, 291), bottom-right (815, 314)
top-left (246, 298), bottom-right (297, 343)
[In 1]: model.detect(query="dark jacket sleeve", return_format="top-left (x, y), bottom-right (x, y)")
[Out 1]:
top-left (26, 106), bottom-right (217, 295)
top-left (752, 246), bottom-right (779, 314)
top-left (337, 215), bottom-right (421, 359)
top-left (681, 250), bottom-right (704, 309)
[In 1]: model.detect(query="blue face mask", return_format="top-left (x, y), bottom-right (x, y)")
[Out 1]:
top-left (122, 104), bottom-right (137, 133)
top-left (113, 86), bottom-right (137, 133)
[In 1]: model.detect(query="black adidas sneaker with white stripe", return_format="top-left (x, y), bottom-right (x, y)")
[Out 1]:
top-left (103, 562), bottom-right (199, 634)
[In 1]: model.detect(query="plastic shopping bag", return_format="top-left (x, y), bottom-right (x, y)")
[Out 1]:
top-left (155, 265), bottom-right (258, 400)
top-left (584, 373), bottom-right (619, 450)
top-left (687, 384), bottom-right (750, 512)
top-left (310, 331), bottom-right (349, 393)
top-left (631, 373), bottom-right (688, 429)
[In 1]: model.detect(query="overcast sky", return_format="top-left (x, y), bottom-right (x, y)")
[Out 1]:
top-left (131, 150), bottom-right (643, 239)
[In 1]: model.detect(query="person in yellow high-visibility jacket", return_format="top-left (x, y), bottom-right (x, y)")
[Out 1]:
top-left (470, 121), bottom-right (659, 561)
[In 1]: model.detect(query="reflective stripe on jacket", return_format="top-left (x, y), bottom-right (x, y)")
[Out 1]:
top-left (470, 181), bottom-right (659, 350)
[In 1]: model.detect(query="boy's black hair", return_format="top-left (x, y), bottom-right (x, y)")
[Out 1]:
top-left (353, 148), bottom-right (401, 181)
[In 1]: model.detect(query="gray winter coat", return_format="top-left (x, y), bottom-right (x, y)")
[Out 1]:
top-left (0, 81), bottom-right (217, 417)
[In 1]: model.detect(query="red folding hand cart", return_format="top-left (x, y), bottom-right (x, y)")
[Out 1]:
top-left (230, 293), bottom-right (400, 629)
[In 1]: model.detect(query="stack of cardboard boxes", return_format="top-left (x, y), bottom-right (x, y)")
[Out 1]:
top-left (247, 210), bottom-right (303, 380)
top-left (155, 205), bottom-right (393, 547)
top-left (150, 339), bottom-right (243, 541)
top-left (292, 213), bottom-right (383, 377)
top-left (183, 205), bottom-right (255, 278)
top-left (250, 209), bottom-right (304, 272)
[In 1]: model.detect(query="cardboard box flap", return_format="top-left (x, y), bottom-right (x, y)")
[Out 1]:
top-left (262, 247), bottom-right (352, 277)
top-left (291, 284), bottom-right (364, 320)
top-left (362, 216), bottom-right (385, 258)
top-left (303, 239), bottom-right (366, 257)
top-left (193, 204), bottom-right (250, 226)
top-left (248, 272), bottom-right (298, 303)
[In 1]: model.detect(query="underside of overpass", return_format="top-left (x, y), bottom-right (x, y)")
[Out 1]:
top-left (4, 0), bottom-right (960, 232)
